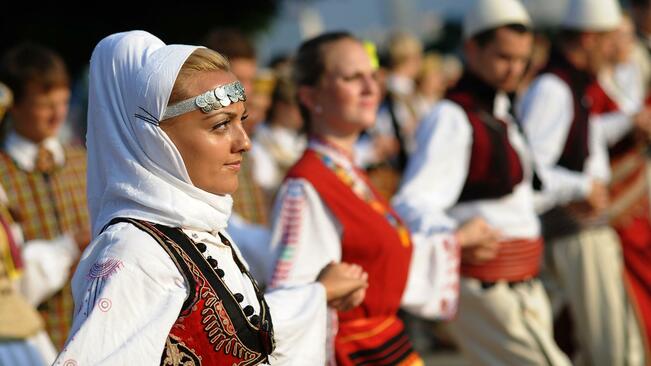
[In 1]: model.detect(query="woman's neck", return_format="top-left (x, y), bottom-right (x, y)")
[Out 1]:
top-left (312, 130), bottom-right (357, 156)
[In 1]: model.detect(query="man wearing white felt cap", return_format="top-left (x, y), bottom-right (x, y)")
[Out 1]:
top-left (517, 0), bottom-right (647, 364)
top-left (393, 0), bottom-right (571, 364)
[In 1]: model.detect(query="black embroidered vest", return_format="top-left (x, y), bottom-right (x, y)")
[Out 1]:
top-left (105, 218), bottom-right (275, 366)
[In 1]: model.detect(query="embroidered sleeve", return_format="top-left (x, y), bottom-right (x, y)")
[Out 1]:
top-left (400, 231), bottom-right (461, 320)
top-left (267, 178), bottom-right (342, 288)
top-left (54, 225), bottom-right (187, 366)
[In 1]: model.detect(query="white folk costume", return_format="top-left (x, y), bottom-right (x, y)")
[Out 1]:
top-left (54, 31), bottom-right (327, 366)
top-left (600, 22), bottom-right (651, 364)
top-left (392, 2), bottom-right (570, 364)
top-left (394, 69), bottom-right (570, 366)
top-left (517, 1), bottom-right (645, 364)
top-left (268, 137), bottom-right (459, 366)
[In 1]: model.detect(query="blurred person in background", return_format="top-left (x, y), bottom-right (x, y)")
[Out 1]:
top-left (518, 0), bottom-right (646, 363)
top-left (600, 10), bottom-right (651, 361)
top-left (600, 13), bottom-right (646, 113)
top-left (0, 81), bottom-right (58, 366)
top-left (412, 52), bottom-right (447, 119)
top-left (519, 33), bottom-right (551, 94)
top-left (359, 31), bottom-right (424, 200)
top-left (0, 42), bottom-right (90, 350)
top-left (267, 31), bottom-right (493, 365)
top-left (394, 0), bottom-right (572, 364)
top-left (253, 75), bottom-right (306, 199)
top-left (440, 54), bottom-right (464, 89)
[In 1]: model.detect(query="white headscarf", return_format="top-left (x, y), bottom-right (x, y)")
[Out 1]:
top-left (87, 30), bottom-right (233, 237)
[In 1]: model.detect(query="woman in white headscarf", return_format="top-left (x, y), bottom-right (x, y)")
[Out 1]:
top-left (54, 31), bottom-right (367, 366)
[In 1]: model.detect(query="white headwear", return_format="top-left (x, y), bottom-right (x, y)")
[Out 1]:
top-left (87, 30), bottom-right (233, 237)
top-left (561, 0), bottom-right (622, 31)
top-left (463, 0), bottom-right (532, 40)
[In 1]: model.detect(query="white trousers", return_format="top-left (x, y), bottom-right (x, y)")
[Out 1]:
top-left (448, 277), bottom-right (571, 366)
top-left (542, 226), bottom-right (645, 366)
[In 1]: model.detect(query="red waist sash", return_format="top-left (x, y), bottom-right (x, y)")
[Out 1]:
top-left (461, 238), bottom-right (543, 282)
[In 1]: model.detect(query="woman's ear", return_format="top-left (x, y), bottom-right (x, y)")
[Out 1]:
top-left (297, 85), bottom-right (317, 112)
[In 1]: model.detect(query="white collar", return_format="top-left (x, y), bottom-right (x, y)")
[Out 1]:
top-left (493, 92), bottom-right (511, 121)
top-left (4, 131), bottom-right (65, 172)
top-left (309, 138), bottom-right (356, 172)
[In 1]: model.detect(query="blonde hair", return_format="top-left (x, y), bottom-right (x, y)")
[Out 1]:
top-left (417, 53), bottom-right (443, 82)
top-left (169, 48), bottom-right (230, 104)
top-left (387, 32), bottom-right (423, 68)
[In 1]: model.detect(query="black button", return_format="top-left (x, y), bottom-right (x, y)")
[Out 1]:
top-left (196, 243), bottom-right (207, 252)
top-left (216, 269), bottom-right (225, 277)
top-left (218, 232), bottom-right (231, 245)
top-left (207, 257), bottom-right (218, 268)
top-left (244, 305), bottom-right (254, 316)
top-left (234, 293), bottom-right (244, 302)
top-left (250, 314), bottom-right (260, 325)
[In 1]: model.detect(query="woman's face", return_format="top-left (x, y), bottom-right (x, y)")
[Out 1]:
top-left (310, 38), bottom-right (380, 135)
top-left (161, 70), bottom-right (250, 196)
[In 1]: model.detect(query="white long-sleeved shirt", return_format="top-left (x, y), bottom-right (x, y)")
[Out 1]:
top-left (517, 73), bottom-right (612, 212)
top-left (54, 222), bottom-right (327, 366)
top-left (268, 141), bottom-right (460, 323)
top-left (393, 93), bottom-right (541, 239)
top-left (598, 62), bottom-right (643, 147)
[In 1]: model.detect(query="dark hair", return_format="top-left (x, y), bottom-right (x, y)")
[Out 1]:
top-left (472, 23), bottom-right (531, 48)
top-left (631, 0), bottom-right (651, 7)
top-left (202, 28), bottom-right (256, 61)
top-left (267, 75), bottom-right (297, 123)
top-left (0, 42), bottom-right (69, 105)
top-left (293, 31), bottom-right (358, 130)
top-left (556, 28), bottom-right (584, 46)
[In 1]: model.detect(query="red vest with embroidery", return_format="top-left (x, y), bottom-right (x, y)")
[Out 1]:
top-left (109, 218), bottom-right (275, 366)
top-left (446, 72), bottom-right (524, 202)
top-left (286, 150), bottom-right (412, 322)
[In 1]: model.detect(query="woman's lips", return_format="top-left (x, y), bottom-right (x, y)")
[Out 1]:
top-left (224, 160), bottom-right (241, 171)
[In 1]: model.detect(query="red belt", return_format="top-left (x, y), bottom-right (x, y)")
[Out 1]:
top-left (461, 238), bottom-right (543, 282)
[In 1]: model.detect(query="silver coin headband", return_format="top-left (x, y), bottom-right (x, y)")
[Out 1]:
top-left (161, 81), bottom-right (246, 121)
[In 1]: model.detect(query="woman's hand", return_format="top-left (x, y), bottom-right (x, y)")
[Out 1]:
top-left (317, 262), bottom-right (368, 310)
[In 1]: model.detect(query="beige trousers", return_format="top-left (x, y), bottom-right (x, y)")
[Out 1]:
top-left (447, 277), bottom-right (572, 366)
top-left (542, 226), bottom-right (645, 366)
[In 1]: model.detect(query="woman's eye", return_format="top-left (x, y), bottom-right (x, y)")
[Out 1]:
top-left (212, 120), bottom-right (230, 131)
top-left (342, 73), bottom-right (365, 82)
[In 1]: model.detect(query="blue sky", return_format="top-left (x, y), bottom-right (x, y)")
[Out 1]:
top-left (254, 0), bottom-right (570, 64)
